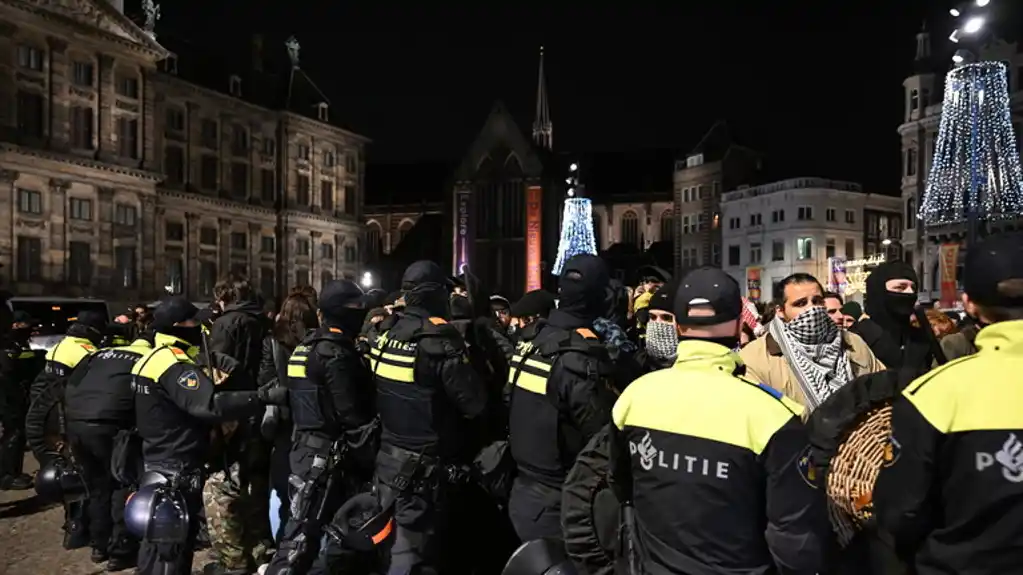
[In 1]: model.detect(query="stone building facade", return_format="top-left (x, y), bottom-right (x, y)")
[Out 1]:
top-left (0, 0), bottom-right (368, 307)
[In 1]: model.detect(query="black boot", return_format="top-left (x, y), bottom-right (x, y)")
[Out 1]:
top-left (0, 473), bottom-right (33, 490)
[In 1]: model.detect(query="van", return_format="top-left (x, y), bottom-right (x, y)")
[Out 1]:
top-left (8, 297), bottom-right (110, 351)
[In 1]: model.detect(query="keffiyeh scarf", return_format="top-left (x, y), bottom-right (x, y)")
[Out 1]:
top-left (769, 306), bottom-right (852, 410)
top-left (645, 321), bottom-right (678, 362)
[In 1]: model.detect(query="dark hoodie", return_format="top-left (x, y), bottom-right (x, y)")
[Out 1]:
top-left (210, 300), bottom-right (268, 391)
top-left (550, 254), bottom-right (610, 331)
top-left (856, 261), bottom-right (934, 379)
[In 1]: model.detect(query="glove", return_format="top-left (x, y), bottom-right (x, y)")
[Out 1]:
top-left (258, 384), bottom-right (289, 406)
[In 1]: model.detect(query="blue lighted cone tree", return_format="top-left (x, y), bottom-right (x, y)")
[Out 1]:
top-left (552, 198), bottom-right (598, 275)
top-left (919, 61), bottom-right (1023, 229)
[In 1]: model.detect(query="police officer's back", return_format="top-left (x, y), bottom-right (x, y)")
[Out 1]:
top-left (265, 280), bottom-right (376, 575)
top-left (611, 268), bottom-right (827, 575)
top-left (875, 233), bottom-right (1023, 575)
top-left (508, 254), bottom-right (615, 543)
top-left (1, 310), bottom-right (44, 490)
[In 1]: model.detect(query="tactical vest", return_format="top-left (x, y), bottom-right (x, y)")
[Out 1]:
top-left (508, 324), bottom-right (605, 487)
top-left (131, 339), bottom-right (206, 465)
top-left (45, 336), bottom-right (97, 376)
top-left (286, 329), bottom-right (346, 434)
top-left (66, 339), bottom-right (151, 424)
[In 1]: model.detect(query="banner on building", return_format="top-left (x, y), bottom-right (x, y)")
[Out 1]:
top-left (525, 186), bottom-right (543, 292)
top-left (746, 267), bottom-right (762, 302)
top-left (939, 242), bottom-right (960, 308)
top-left (454, 190), bottom-right (472, 274)
top-left (827, 257), bottom-right (848, 295)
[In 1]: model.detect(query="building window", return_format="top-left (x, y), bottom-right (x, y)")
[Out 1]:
top-left (797, 206), bottom-right (813, 221)
top-left (346, 153), bottom-right (358, 173)
top-left (845, 209), bottom-right (856, 224)
top-left (230, 232), bottom-right (247, 251)
top-left (114, 203), bottom-right (137, 226)
top-left (749, 213), bottom-right (762, 226)
top-left (826, 238), bottom-right (836, 259)
top-left (261, 236), bottom-right (275, 254)
top-left (772, 240), bottom-right (785, 262)
top-left (230, 263), bottom-right (248, 279)
top-left (366, 225), bottom-right (382, 258)
top-left (296, 174), bottom-right (310, 205)
top-left (115, 246), bottom-right (136, 288)
top-left (910, 89), bottom-right (919, 111)
top-left (397, 221), bottom-right (413, 243)
top-left (201, 119), bottom-right (218, 149)
top-left (345, 244), bottom-right (357, 263)
top-left (320, 180), bottom-right (334, 211)
top-left (696, 213), bottom-right (706, 232)
top-left (297, 238), bottom-right (310, 256)
top-left (320, 242), bottom-right (334, 260)
top-left (772, 209), bottom-right (786, 223)
top-left (796, 237), bottom-right (814, 260)
top-left (845, 239), bottom-right (856, 259)
top-left (200, 227), bottom-right (218, 245)
top-left (165, 146), bottom-right (185, 185)
top-left (199, 261), bottom-right (217, 298)
top-left (620, 211), bottom-right (639, 246)
top-left (711, 243), bottom-right (721, 266)
top-left (70, 106), bottom-right (93, 149)
top-left (165, 108), bottom-right (185, 133)
top-left (905, 148), bottom-right (917, 177)
top-left (231, 162), bottom-right (248, 197)
top-left (686, 153), bottom-right (704, 168)
top-left (297, 144), bottom-right (310, 161)
top-left (659, 211), bottom-right (674, 240)
top-left (260, 169), bottom-right (275, 203)
top-left (344, 185), bottom-right (357, 215)
top-left (728, 245), bottom-right (740, 267)
top-left (681, 247), bottom-right (699, 268)
top-left (260, 267), bottom-right (275, 299)
top-left (262, 138), bottom-right (276, 156)
top-left (116, 117), bottom-right (138, 158)
top-left (164, 258), bottom-right (184, 295)
top-left (17, 189), bottom-right (42, 214)
top-left (728, 217), bottom-right (740, 229)
top-left (72, 61), bottom-right (94, 86)
top-left (323, 151), bottom-right (335, 168)
top-left (229, 75), bottom-right (242, 97)
top-left (69, 198), bottom-right (92, 221)
top-left (116, 75), bottom-right (139, 99)
top-left (16, 236), bottom-right (42, 281)
top-left (17, 91), bottom-right (44, 138)
top-left (295, 268), bottom-right (309, 286)
top-left (321, 270), bottom-right (334, 288)
top-left (200, 155), bottom-right (218, 190)
top-left (165, 222), bottom-right (184, 242)
top-left (231, 125), bottom-right (248, 156)
top-left (826, 208), bottom-right (836, 222)
top-left (749, 242), bottom-right (762, 264)
top-left (17, 45), bottom-right (44, 71)
top-left (906, 197), bottom-right (917, 229)
top-left (68, 241), bottom-right (92, 286)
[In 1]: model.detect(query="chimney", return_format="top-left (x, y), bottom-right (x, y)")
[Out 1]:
top-left (251, 34), bottom-right (264, 72)
top-left (107, 0), bottom-right (124, 13)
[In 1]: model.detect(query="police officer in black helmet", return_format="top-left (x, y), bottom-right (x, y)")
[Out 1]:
top-left (131, 297), bottom-right (288, 575)
top-left (368, 260), bottom-right (487, 575)
top-left (507, 253), bottom-right (615, 545)
top-left (265, 279), bottom-right (378, 575)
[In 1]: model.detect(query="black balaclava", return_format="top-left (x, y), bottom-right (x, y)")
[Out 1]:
top-left (551, 254), bottom-right (610, 329)
top-left (865, 261), bottom-right (920, 342)
top-left (450, 295), bottom-right (473, 321)
top-left (320, 279), bottom-right (371, 335)
top-left (401, 260), bottom-right (451, 319)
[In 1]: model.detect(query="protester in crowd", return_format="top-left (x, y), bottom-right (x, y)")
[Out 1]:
top-left (633, 284), bottom-right (677, 372)
top-left (824, 291), bottom-right (845, 327)
top-left (841, 301), bottom-right (864, 330)
top-left (491, 295), bottom-right (512, 331)
top-left (509, 289), bottom-right (556, 335)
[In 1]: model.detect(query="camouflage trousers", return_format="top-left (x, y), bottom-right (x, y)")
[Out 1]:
top-left (202, 438), bottom-right (273, 571)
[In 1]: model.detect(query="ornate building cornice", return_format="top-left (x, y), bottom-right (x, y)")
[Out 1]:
top-left (0, 143), bottom-right (164, 181)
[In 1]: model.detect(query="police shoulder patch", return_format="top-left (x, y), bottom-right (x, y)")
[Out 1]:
top-left (176, 370), bottom-right (200, 391)
top-left (796, 445), bottom-right (820, 488)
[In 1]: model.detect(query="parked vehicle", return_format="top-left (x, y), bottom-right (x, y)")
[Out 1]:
top-left (9, 297), bottom-right (110, 351)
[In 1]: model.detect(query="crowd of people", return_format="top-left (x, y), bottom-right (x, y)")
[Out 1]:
top-left (0, 230), bottom-right (1021, 575)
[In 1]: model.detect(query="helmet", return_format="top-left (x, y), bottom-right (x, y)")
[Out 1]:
top-left (124, 474), bottom-right (190, 545)
top-left (503, 539), bottom-right (578, 575)
top-left (35, 457), bottom-right (87, 504)
top-left (325, 488), bottom-right (396, 552)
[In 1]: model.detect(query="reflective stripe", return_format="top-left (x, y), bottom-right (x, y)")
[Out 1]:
top-left (17, 350), bottom-right (38, 359)
top-left (369, 341), bottom-right (416, 383)
top-left (44, 336), bottom-right (96, 368)
top-left (288, 348), bottom-right (309, 378)
top-left (131, 346), bottom-right (194, 381)
top-left (508, 353), bottom-right (552, 395)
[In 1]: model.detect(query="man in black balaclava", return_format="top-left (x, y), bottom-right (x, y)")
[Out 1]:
top-left (367, 260), bottom-right (487, 574)
top-left (507, 254), bottom-right (615, 544)
top-left (858, 261), bottom-right (933, 377)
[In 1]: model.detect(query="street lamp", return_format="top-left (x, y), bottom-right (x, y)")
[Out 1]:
top-left (566, 161), bottom-right (582, 198)
top-left (360, 271), bottom-right (373, 289)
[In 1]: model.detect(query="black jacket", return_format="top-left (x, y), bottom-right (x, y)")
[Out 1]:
top-left (210, 301), bottom-right (268, 391)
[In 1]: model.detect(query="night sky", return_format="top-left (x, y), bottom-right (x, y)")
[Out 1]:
top-left (137, 0), bottom-right (1021, 192)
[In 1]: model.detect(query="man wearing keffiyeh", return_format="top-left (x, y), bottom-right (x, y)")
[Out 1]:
top-left (739, 273), bottom-right (885, 412)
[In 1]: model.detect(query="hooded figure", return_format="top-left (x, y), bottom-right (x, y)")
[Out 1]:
top-left (857, 261), bottom-right (933, 377)
top-left (551, 254), bottom-right (609, 330)
top-left (401, 260), bottom-right (450, 319)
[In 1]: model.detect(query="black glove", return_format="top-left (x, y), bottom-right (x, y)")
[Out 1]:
top-left (258, 384), bottom-right (289, 406)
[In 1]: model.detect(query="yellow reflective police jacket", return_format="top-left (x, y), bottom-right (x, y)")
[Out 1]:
top-left (25, 335), bottom-right (98, 460)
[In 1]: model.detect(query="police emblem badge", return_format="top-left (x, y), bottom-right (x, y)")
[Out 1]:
top-left (177, 370), bottom-right (199, 390)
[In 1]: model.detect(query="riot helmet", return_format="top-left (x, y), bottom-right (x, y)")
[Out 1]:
top-left (124, 475), bottom-right (190, 545)
top-left (325, 488), bottom-right (396, 552)
top-left (503, 538), bottom-right (579, 575)
top-left (35, 457), bottom-right (87, 504)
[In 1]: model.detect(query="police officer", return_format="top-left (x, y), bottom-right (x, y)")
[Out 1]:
top-left (609, 268), bottom-right (827, 574)
top-left (65, 329), bottom-right (153, 570)
top-left (368, 260), bottom-right (487, 575)
top-left (25, 310), bottom-right (106, 549)
top-left (507, 254), bottom-right (614, 544)
top-left (1, 310), bottom-right (44, 490)
top-left (875, 232), bottom-right (1023, 574)
top-left (131, 297), bottom-right (288, 575)
top-left (265, 279), bottom-right (377, 575)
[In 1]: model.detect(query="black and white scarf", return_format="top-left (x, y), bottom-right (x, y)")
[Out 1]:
top-left (645, 321), bottom-right (678, 363)
top-left (769, 306), bottom-right (852, 411)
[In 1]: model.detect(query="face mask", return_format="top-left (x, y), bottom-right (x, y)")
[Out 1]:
top-left (885, 291), bottom-right (918, 318)
top-left (645, 321), bottom-right (679, 361)
top-left (784, 306), bottom-right (838, 345)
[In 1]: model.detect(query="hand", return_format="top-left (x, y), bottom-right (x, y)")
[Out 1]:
top-left (259, 385), bottom-right (289, 406)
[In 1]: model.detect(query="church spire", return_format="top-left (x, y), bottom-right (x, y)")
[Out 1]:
top-left (532, 46), bottom-right (553, 150)
top-left (915, 20), bottom-right (931, 62)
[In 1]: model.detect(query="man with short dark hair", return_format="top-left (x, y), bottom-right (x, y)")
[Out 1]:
top-left (740, 273), bottom-right (883, 411)
top-left (823, 291), bottom-right (845, 328)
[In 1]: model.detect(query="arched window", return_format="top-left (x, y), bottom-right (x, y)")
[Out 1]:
top-left (397, 220), bottom-right (413, 245)
top-left (620, 211), bottom-right (639, 247)
top-left (366, 221), bottom-right (383, 257)
top-left (592, 212), bottom-right (602, 250)
top-left (906, 197), bottom-right (916, 230)
top-left (659, 209), bottom-right (674, 242)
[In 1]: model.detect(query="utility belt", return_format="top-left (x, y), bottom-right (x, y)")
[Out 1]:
top-left (288, 433), bottom-right (350, 525)
top-left (378, 444), bottom-right (474, 493)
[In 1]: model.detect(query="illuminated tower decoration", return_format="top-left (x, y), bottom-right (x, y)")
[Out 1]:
top-left (532, 46), bottom-right (553, 151)
top-left (919, 60), bottom-right (1023, 229)
top-left (553, 163), bottom-right (597, 275)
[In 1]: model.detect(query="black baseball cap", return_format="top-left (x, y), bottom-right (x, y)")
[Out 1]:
top-left (964, 231), bottom-right (1023, 307)
top-left (638, 265), bottom-right (671, 284)
top-left (510, 289), bottom-right (557, 318)
top-left (320, 279), bottom-right (372, 315)
top-left (673, 267), bottom-right (742, 326)
top-left (648, 281), bottom-right (677, 313)
top-left (75, 310), bottom-right (109, 331)
top-left (152, 296), bottom-right (199, 330)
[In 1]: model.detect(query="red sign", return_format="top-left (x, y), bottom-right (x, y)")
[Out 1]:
top-left (525, 186), bottom-right (543, 292)
top-left (939, 242), bottom-right (960, 308)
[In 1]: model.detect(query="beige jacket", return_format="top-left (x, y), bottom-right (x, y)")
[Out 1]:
top-left (739, 330), bottom-right (885, 409)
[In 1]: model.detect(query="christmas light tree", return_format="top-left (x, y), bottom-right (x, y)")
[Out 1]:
top-left (552, 197), bottom-right (598, 275)
top-left (919, 60), bottom-right (1023, 227)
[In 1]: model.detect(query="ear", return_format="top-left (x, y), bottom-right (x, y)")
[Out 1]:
top-left (676, 324), bottom-right (687, 337)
